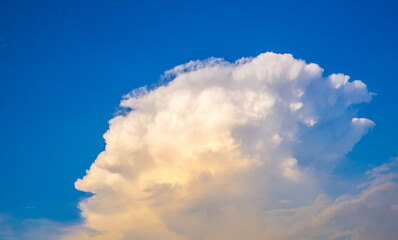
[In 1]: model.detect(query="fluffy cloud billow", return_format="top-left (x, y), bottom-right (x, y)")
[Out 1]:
top-left (59, 52), bottom-right (398, 240)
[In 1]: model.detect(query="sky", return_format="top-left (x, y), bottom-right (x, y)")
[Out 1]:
top-left (0, 0), bottom-right (398, 239)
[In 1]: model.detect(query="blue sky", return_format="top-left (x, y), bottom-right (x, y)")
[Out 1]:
top-left (0, 0), bottom-right (398, 238)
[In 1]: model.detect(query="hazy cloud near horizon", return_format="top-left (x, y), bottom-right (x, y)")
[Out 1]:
top-left (17, 53), bottom-right (398, 240)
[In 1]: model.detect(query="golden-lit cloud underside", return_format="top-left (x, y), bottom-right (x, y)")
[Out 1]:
top-left (60, 53), bottom-right (398, 240)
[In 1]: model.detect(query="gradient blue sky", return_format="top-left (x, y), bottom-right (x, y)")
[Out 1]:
top-left (0, 0), bottom-right (397, 226)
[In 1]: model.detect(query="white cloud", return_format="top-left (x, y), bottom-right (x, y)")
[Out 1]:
top-left (54, 52), bottom-right (396, 240)
top-left (260, 158), bottom-right (398, 240)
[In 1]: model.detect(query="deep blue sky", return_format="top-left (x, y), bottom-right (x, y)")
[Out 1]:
top-left (0, 0), bottom-right (397, 223)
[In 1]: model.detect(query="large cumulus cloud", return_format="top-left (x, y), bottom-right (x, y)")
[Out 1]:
top-left (59, 52), bottom-right (398, 240)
